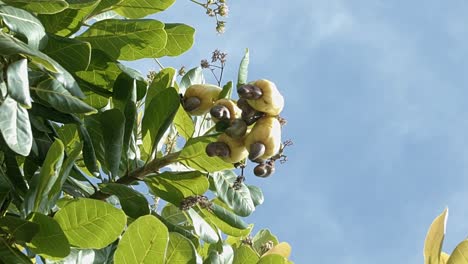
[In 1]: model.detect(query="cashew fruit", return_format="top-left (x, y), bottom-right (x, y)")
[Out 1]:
top-left (183, 84), bottom-right (222, 115)
top-left (244, 116), bottom-right (281, 161)
top-left (210, 98), bottom-right (241, 122)
top-left (238, 79), bottom-right (284, 116)
top-left (206, 133), bottom-right (248, 163)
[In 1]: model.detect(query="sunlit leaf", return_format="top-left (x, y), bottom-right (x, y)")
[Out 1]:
top-left (54, 198), bottom-right (127, 249)
top-left (237, 48), bottom-right (249, 88)
top-left (154, 23), bottom-right (194, 57)
top-left (77, 19), bottom-right (167, 61)
top-left (114, 215), bottom-right (168, 264)
top-left (424, 208), bottom-right (448, 264)
top-left (233, 245), bottom-right (259, 264)
top-left (179, 136), bottom-right (233, 173)
top-left (114, 0), bottom-right (175, 18)
top-left (144, 171), bottom-right (209, 206)
top-left (165, 232), bottom-right (197, 264)
top-left (2, 0), bottom-right (69, 14)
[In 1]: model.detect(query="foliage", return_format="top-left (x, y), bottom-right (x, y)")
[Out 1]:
top-left (0, 0), bottom-right (292, 263)
top-left (424, 209), bottom-right (468, 264)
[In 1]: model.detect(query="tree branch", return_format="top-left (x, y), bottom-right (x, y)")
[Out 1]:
top-left (89, 151), bottom-right (181, 200)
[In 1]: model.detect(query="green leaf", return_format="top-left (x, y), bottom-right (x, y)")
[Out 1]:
top-left (38, 1), bottom-right (100, 37)
top-left (142, 87), bottom-right (180, 156)
top-left (155, 23), bottom-right (195, 57)
top-left (248, 185), bottom-right (264, 207)
top-left (447, 240), bottom-right (468, 264)
top-left (24, 139), bottom-right (64, 214)
top-left (262, 242), bottom-right (291, 259)
top-left (144, 171), bottom-right (209, 206)
top-left (0, 5), bottom-right (47, 49)
top-left (67, 0), bottom-right (101, 9)
top-left (0, 97), bottom-right (32, 156)
top-left (174, 106), bottom-right (194, 139)
top-left (91, 0), bottom-right (123, 17)
top-left (114, 215), bottom-right (168, 264)
top-left (218, 81), bottom-right (233, 100)
top-left (237, 48), bottom-right (249, 88)
top-left (54, 198), bottom-right (127, 249)
top-left (2, 149), bottom-right (28, 196)
top-left (112, 73), bottom-right (137, 159)
top-left (166, 232), bottom-right (197, 264)
top-left (42, 34), bottom-right (91, 73)
top-left (7, 58), bottom-right (31, 108)
top-left (198, 206), bottom-right (251, 238)
top-left (0, 237), bottom-right (33, 264)
top-left (84, 114), bottom-right (106, 173)
top-left (424, 208), bottom-right (448, 264)
top-left (29, 102), bottom-right (82, 124)
top-left (44, 246), bottom-right (116, 264)
top-left (179, 67), bottom-right (204, 91)
top-left (186, 208), bottom-right (218, 244)
top-left (209, 202), bottom-right (249, 230)
top-left (2, 0), bottom-right (69, 14)
top-left (0, 215), bottom-right (39, 242)
top-left (35, 78), bottom-right (96, 114)
top-left (114, 0), bottom-right (175, 18)
top-left (49, 141), bottom-right (82, 204)
top-left (257, 254), bottom-right (287, 264)
top-left (179, 136), bottom-right (234, 173)
top-left (77, 19), bottom-right (167, 61)
top-left (233, 245), bottom-right (259, 264)
top-left (26, 212), bottom-right (70, 260)
top-left (146, 67), bottom-right (176, 108)
top-left (100, 109), bottom-right (125, 178)
top-left (56, 123), bottom-right (79, 150)
top-left (253, 229), bottom-right (279, 255)
top-left (75, 49), bottom-right (121, 90)
top-left (0, 32), bottom-right (82, 95)
top-left (205, 243), bottom-right (234, 264)
top-left (100, 183), bottom-right (149, 219)
top-left (77, 124), bottom-right (99, 175)
top-left (212, 170), bottom-right (254, 217)
top-left (161, 203), bottom-right (188, 225)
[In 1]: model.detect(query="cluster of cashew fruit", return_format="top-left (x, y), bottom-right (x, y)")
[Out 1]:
top-left (182, 79), bottom-right (284, 178)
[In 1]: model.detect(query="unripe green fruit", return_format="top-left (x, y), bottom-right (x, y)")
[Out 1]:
top-left (183, 84), bottom-right (222, 115)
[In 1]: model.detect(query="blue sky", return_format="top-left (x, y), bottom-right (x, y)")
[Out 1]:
top-left (127, 1), bottom-right (468, 263)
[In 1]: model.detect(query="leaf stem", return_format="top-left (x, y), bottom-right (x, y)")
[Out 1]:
top-left (189, 0), bottom-right (206, 8)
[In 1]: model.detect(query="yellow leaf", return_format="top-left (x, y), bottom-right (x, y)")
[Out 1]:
top-left (424, 208), bottom-right (448, 264)
top-left (263, 242), bottom-right (291, 258)
top-left (447, 240), bottom-right (468, 264)
top-left (441, 252), bottom-right (450, 264)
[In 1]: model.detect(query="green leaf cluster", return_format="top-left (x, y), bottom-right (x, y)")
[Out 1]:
top-left (0, 2), bottom-right (292, 263)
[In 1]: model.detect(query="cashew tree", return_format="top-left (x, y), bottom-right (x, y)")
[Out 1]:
top-left (0, 0), bottom-right (292, 263)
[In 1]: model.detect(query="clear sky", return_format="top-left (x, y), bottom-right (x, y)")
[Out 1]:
top-left (126, 1), bottom-right (468, 263)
